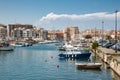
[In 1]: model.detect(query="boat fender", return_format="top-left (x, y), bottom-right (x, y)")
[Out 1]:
top-left (57, 64), bottom-right (59, 68)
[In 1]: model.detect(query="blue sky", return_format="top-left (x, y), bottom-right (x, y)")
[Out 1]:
top-left (0, 0), bottom-right (120, 30)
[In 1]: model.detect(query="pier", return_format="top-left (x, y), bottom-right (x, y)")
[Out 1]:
top-left (93, 47), bottom-right (120, 76)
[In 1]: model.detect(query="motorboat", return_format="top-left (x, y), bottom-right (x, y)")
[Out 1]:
top-left (0, 46), bottom-right (14, 51)
top-left (58, 48), bottom-right (91, 59)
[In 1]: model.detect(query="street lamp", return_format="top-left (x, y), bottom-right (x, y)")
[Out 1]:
top-left (94, 27), bottom-right (96, 41)
top-left (115, 10), bottom-right (118, 53)
top-left (102, 21), bottom-right (104, 46)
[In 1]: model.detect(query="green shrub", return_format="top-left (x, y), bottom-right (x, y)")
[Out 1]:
top-left (92, 41), bottom-right (99, 50)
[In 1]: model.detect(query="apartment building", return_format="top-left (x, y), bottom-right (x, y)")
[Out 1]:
top-left (0, 24), bottom-right (7, 40)
top-left (23, 29), bottom-right (36, 39)
top-left (8, 24), bottom-right (33, 38)
top-left (47, 30), bottom-right (64, 41)
top-left (12, 28), bottom-right (24, 40)
top-left (63, 26), bottom-right (79, 41)
top-left (36, 28), bottom-right (48, 40)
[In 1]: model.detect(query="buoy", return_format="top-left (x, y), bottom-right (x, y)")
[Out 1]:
top-left (57, 65), bottom-right (59, 68)
top-left (51, 56), bottom-right (53, 58)
top-left (45, 60), bottom-right (47, 62)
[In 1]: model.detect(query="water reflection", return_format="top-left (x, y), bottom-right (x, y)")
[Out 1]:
top-left (94, 54), bottom-right (120, 80)
top-left (0, 51), bottom-right (13, 59)
top-left (102, 61), bottom-right (110, 69)
top-left (0, 51), bottom-right (13, 54)
top-left (59, 57), bottom-right (90, 61)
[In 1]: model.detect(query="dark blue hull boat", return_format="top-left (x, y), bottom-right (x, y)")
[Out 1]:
top-left (58, 52), bottom-right (91, 59)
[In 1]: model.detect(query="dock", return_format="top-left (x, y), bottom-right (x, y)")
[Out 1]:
top-left (75, 63), bottom-right (102, 69)
top-left (92, 47), bottom-right (120, 76)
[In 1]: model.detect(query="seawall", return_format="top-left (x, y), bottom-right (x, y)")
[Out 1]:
top-left (91, 47), bottom-right (120, 76)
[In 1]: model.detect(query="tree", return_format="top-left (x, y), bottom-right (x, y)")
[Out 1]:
top-left (85, 34), bottom-right (92, 44)
top-left (92, 41), bottom-right (99, 63)
top-left (85, 34), bottom-right (92, 39)
top-left (92, 41), bottom-right (99, 54)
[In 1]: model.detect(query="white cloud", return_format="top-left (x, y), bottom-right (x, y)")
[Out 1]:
top-left (37, 12), bottom-right (120, 30)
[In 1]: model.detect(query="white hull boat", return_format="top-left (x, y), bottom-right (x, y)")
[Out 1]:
top-left (0, 46), bottom-right (14, 51)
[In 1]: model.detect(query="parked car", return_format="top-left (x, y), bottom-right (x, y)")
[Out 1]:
top-left (111, 42), bottom-right (120, 51)
top-left (103, 42), bottom-right (116, 48)
top-left (98, 40), bottom-right (107, 46)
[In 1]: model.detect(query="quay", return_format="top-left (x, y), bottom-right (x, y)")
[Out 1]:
top-left (92, 47), bottom-right (120, 76)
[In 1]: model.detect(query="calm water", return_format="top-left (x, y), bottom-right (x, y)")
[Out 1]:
top-left (0, 43), bottom-right (116, 80)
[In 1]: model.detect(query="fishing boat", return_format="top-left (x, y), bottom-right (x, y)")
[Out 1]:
top-left (75, 63), bottom-right (102, 69)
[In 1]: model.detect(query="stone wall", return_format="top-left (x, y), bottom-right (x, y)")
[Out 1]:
top-left (93, 47), bottom-right (120, 76)
top-left (110, 55), bottom-right (120, 76)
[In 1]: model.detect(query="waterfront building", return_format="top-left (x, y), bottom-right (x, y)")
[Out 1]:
top-left (81, 29), bottom-right (120, 41)
top-left (109, 30), bottom-right (120, 40)
top-left (63, 29), bottom-right (68, 41)
top-left (56, 30), bottom-right (64, 41)
top-left (63, 26), bottom-right (79, 41)
top-left (12, 28), bottom-right (24, 41)
top-left (36, 28), bottom-right (47, 41)
top-left (23, 29), bottom-right (36, 39)
top-left (8, 24), bottom-right (33, 38)
top-left (11, 27), bottom-right (36, 41)
top-left (82, 29), bottom-right (101, 37)
top-left (79, 30), bottom-right (84, 38)
top-left (47, 30), bottom-right (64, 41)
top-left (0, 24), bottom-right (7, 40)
top-left (42, 30), bottom-right (48, 40)
top-left (47, 30), bottom-right (57, 40)
top-left (82, 29), bottom-right (109, 40)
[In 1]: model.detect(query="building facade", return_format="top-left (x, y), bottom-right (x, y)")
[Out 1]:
top-left (23, 29), bottom-right (36, 39)
top-left (12, 28), bottom-right (24, 40)
top-left (8, 24), bottom-right (33, 38)
top-left (0, 24), bottom-right (7, 40)
top-left (47, 30), bottom-right (64, 41)
top-left (63, 26), bottom-right (79, 41)
top-left (37, 28), bottom-right (45, 40)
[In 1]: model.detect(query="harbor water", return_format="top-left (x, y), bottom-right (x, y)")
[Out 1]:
top-left (0, 43), bottom-right (118, 80)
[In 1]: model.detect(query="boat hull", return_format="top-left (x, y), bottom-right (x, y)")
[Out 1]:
top-left (0, 46), bottom-right (14, 51)
top-left (58, 52), bottom-right (91, 59)
top-left (75, 63), bottom-right (102, 69)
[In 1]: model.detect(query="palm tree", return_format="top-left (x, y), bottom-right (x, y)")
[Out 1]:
top-left (91, 41), bottom-right (99, 63)
top-left (92, 41), bottom-right (99, 54)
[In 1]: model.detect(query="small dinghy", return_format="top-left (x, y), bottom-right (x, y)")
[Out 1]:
top-left (75, 63), bottom-right (102, 69)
